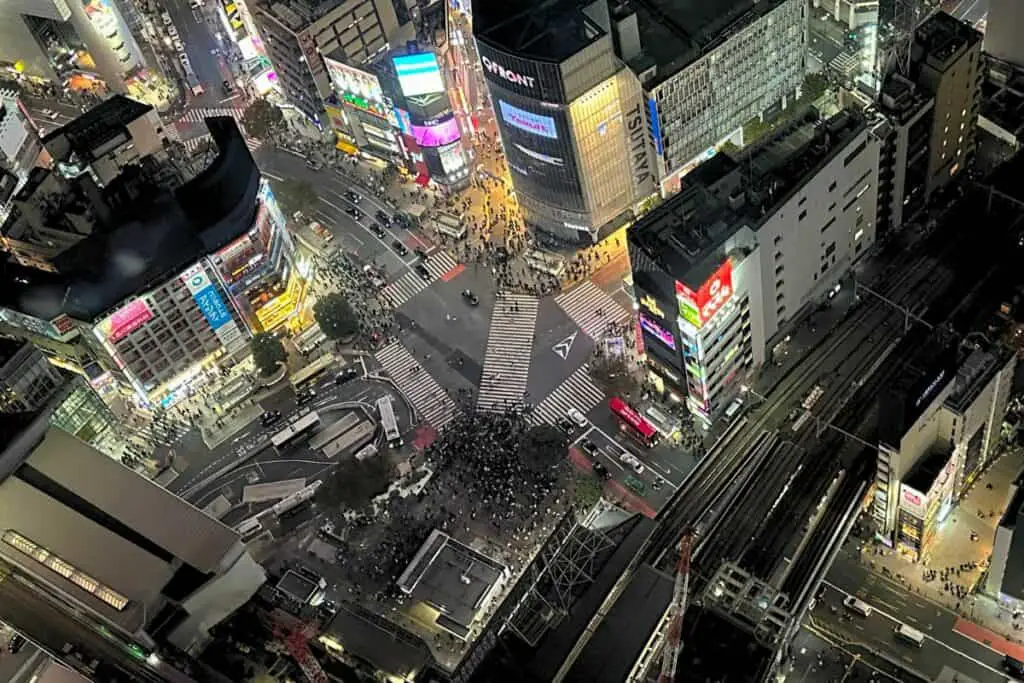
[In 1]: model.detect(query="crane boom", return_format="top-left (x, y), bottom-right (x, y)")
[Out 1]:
top-left (658, 531), bottom-right (695, 683)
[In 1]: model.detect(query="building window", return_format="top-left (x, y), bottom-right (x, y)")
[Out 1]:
top-left (828, 180), bottom-right (837, 192)
top-left (798, 210), bottom-right (807, 221)
top-left (2, 530), bottom-right (129, 611)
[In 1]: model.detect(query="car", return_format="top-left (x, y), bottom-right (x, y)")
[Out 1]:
top-left (369, 222), bottom-right (386, 238)
top-left (414, 247), bottom-right (429, 260)
top-left (306, 159), bottom-right (323, 171)
top-left (592, 462), bottom-right (611, 481)
top-left (296, 388), bottom-right (316, 405)
top-left (335, 367), bottom-right (359, 384)
top-left (619, 452), bottom-right (645, 475)
top-left (167, 25), bottom-right (178, 39)
top-left (1004, 654), bottom-right (1024, 678)
top-left (260, 410), bottom-right (282, 427)
top-left (843, 596), bottom-right (872, 617)
top-left (461, 289), bottom-right (479, 306)
top-left (310, 221), bottom-right (333, 242)
top-left (344, 206), bottom-right (363, 220)
top-left (39, 108), bottom-right (58, 119)
top-left (556, 417), bottom-right (575, 433)
top-left (8, 634), bottom-right (25, 653)
top-left (172, 39), bottom-right (184, 52)
top-left (579, 439), bottom-right (599, 458)
top-left (567, 408), bottom-right (589, 429)
top-left (414, 263), bottom-right (431, 280)
top-left (391, 240), bottom-right (409, 256)
top-left (161, 12), bottom-right (173, 24)
top-left (375, 209), bottom-right (390, 225)
top-left (362, 264), bottom-right (386, 288)
top-left (222, 79), bottom-right (234, 92)
top-left (343, 190), bottom-right (362, 204)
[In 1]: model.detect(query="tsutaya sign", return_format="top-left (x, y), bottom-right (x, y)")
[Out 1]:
top-left (481, 55), bottom-right (536, 89)
top-left (627, 103), bottom-right (651, 188)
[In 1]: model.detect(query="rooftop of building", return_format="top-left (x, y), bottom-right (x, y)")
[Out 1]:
top-left (40, 95), bottom-right (153, 166)
top-left (629, 108), bottom-right (867, 288)
top-left (276, 570), bottom-right (319, 603)
top-left (324, 602), bottom-right (432, 680)
top-left (904, 445), bottom-right (953, 494)
top-left (912, 11), bottom-right (982, 71)
top-left (876, 72), bottom-right (934, 124)
top-left (945, 344), bottom-right (1015, 413)
top-left (0, 336), bottom-right (25, 368)
top-left (0, 116), bottom-right (262, 323)
top-left (878, 335), bottom-right (958, 448)
top-left (675, 606), bottom-right (774, 682)
top-left (1000, 478), bottom-right (1024, 600)
top-left (631, 0), bottom-right (790, 87)
top-left (252, 0), bottom-right (342, 31)
top-left (981, 62), bottom-right (1024, 141)
top-left (999, 478), bottom-right (1024, 530)
top-left (472, 0), bottom-right (606, 62)
top-left (396, 529), bottom-right (506, 632)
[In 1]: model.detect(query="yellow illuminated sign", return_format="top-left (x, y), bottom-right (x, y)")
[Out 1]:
top-left (639, 295), bottom-right (664, 318)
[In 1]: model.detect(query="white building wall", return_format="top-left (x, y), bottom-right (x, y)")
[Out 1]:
top-left (985, 0), bottom-right (1024, 70)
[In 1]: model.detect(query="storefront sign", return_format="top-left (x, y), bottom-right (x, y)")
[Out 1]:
top-left (481, 56), bottom-right (535, 89)
top-left (900, 484), bottom-right (927, 518)
top-left (675, 259), bottom-right (733, 327)
top-left (639, 312), bottom-right (676, 351)
top-left (99, 298), bottom-right (153, 343)
top-left (627, 103), bottom-right (651, 187)
top-left (639, 295), bottom-right (664, 318)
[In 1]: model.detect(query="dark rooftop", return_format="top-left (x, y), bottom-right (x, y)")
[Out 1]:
top-left (41, 95), bottom-right (153, 165)
top-left (325, 603), bottom-right (431, 679)
top-left (904, 446), bottom-right (953, 495)
top-left (276, 570), bottom-right (319, 604)
top-left (676, 607), bottom-right (774, 682)
top-left (912, 11), bottom-right (982, 71)
top-left (999, 478), bottom-right (1024, 530)
top-left (999, 478), bottom-right (1024, 600)
top-left (0, 337), bottom-right (25, 368)
top-left (472, 0), bottom-right (605, 63)
top-left (0, 117), bottom-right (261, 323)
top-left (878, 336), bottom-right (958, 448)
top-left (946, 346), bottom-right (1014, 413)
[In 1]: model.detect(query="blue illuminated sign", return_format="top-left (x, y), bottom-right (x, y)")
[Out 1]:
top-left (194, 285), bottom-right (232, 330)
top-left (648, 98), bottom-right (663, 156)
top-left (499, 101), bottom-right (557, 139)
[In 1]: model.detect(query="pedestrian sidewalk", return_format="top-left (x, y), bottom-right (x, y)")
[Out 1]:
top-left (198, 401), bottom-right (264, 449)
top-left (859, 448), bottom-right (1024, 644)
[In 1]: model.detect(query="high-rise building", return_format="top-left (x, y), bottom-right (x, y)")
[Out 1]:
top-left (628, 109), bottom-right (879, 423)
top-left (0, 0), bottom-right (148, 93)
top-left (0, 391), bottom-right (265, 678)
top-left (473, 0), bottom-right (656, 245)
top-left (253, 0), bottom-right (407, 122)
top-left (636, 0), bottom-right (807, 196)
top-left (0, 90), bottom-right (46, 213)
top-left (985, 0), bottom-right (1024, 70)
top-left (906, 11), bottom-right (982, 195)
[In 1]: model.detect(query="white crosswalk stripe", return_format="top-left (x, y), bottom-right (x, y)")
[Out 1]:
top-left (829, 51), bottom-right (859, 76)
top-left (554, 281), bottom-right (630, 340)
top-left (528, 366), bottom-right (605, 427)
top-left (380, 251), bottom-right (459, 309)
top-left (476, 294), bottom-right (538, 412)
top-left (180, 133), bottom-right (261, 154)
top-left (376, 341), bottom-right (460, 431)
top-left (177, 107), bottom-right (246, 124)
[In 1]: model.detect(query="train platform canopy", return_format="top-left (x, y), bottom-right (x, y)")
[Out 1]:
top-left (396, 529), bottom-right (508, 639)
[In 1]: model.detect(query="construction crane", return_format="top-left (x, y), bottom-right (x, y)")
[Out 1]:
top-left (658, 530), bottom-right (696, 683)
top-left (272, 610), bottom-right (328, 683)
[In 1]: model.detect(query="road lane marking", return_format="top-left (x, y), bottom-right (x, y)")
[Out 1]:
top-left (263, 171), bottom-right (284, 181)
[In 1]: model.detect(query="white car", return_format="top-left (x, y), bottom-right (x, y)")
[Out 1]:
top-left (161, 12), bottom-right (172, 24)
top-left (167, 25), bottom-right (178, 39)
top-left (566, 408), bottom-right (588, 429)
top-left (619, 452), bottom-right (645, 475)
top-left (172, 39), bottom-right (184, 52)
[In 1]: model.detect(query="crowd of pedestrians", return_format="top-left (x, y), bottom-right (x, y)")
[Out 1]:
top-left (317, 252), bottom-right (398, 350)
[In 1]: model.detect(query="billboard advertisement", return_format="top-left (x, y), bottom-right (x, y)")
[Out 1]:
top-left (438, 141), bottom-right (466, 175)
top-left (639, 312), bottom-right (676, 351)
top-left (324, 57), bottom-right (390, 120)
top-left (180, 263), bottom-right (246, 349)
top-left (499, 100), bottom-right (557, 139)
top-left (97, 298), bottom-right (153, 343)
top-left (393, 53), bottom-right (445, 97)
top-left (476, 41), bottom-right (566, 103)
top-left (411, 114), bottom-right (461, 147)
top-left (899, 483), bottom-right (927, 519)
top-left (675, 259), bottom-right (733, 328)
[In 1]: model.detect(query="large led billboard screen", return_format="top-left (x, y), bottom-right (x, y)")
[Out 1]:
top-left (97, 298), bottom-right (153, 343)
top-left (393, 53), bottom-right (445, 97)
top-left (411, 115), bottom-right (461, 147)
top-left (499, 100), bottom-right (557, 139)
top-left (675, 259), bottom-right (733, 327)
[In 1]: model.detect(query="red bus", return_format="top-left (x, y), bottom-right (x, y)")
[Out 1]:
top-left (609, 397), bottom-right (659, 447)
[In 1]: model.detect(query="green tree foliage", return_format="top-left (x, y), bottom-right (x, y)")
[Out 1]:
top-left (250, 332), bottom-right (286, 377)
top-left (313, 293), bottom-right (360, 341)
top-left (269, 178), bottom-right (317, 219)
top-left (240, 98), bottom-right (284, 141)
top-left (573, 474), bottom-right (603, 510)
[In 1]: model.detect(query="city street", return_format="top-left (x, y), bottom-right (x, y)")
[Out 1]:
top-left (158, 0), bottom-right (236, 108)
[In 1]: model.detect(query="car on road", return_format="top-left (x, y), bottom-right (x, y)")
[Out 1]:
top-left (260, 410), bottom-right (282, 427)
top-left (592, 462), bottom-right (611, 481)
top-left (461, 289), bottom-right (479, 306)
top-left (1004, 655), bottom-right (1024, 678)
top-left (296, 388), bottom-right (316, 405)
top-left (556, 417), bottom-right (575, 433)
top-left (414, 263), bottom-right (431, 281)
top-left (369, 222), bottom-right (386, 238)
top-left (306, 159), bottom-right (323, 171)
top-left (222, 79), bottom-right (234, 93)
top-left (39, 108), bottom-right (58, 119)
top-left (363, 264), bottom-right (386, 288)
top-left (567, 408), bottom-right (589, 429)
top-left (579, 439), bottom-right (599, 458)
top-left (375, 209), bottom-right (390, 225)
top-left (619, 452), bottom-right (644, 475)
top-left (310, 221), bottom-right (333, 242)
top-left (344, 206), bottom-right (364, 220)
top-left (172, 38), bottom-right (185, 52)
top-left (167, 25), bottom-right (179, 39)
top-left (161, 11), bottom-right (172, 24)
top-left (335, 367), bottom-right (359, 384)
top-left (414, 247), bottom-right (428, 260)
top-left (391, 240), bottom-right (409, 256)
top-left (842, 596), bottom-right (872, 617)
top-left (343, 190), bottom-right (361, 204)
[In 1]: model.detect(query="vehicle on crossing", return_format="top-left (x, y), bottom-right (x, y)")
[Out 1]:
top-left (567, 408), bottom-right (589, 429)
top-left (414, 263), bottom-right (431, 281)
top-left (461, 289), bottom-right (479, 306)
top-left (377, 396), bottom-right (402, 447)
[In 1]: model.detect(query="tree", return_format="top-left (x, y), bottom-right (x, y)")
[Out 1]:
top-left (519, 424), bottom-right (568, 473)
top-left (315, 456), bottom-right (392, 509)
top-left (802, 72), bottom-right (829, 103)
top-left (250, 332), bottom-right (286, 377)
top-left (270, 178), bottom-right (317, 219)
top-left (573, 474), bottom-right (603, 510)
top-left (313, 293), bottom-right (360, 341)
top-left (240, 98), bottom-right (284, 141)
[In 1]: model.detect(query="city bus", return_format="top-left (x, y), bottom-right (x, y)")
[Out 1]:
top-left (270, 411), bottom-right (321, 451)
top-left (294, 324), bottom-right (327, 354)
top-left (377, 396), bottom-right (402, 447)
top-left (433, 215), bottom-right (467, 240)
top-left (894, 623), bottom-right (924, 647)
top-left (525, 250), bottom-right (565, 277)
top-left (322, 421), bottom-right (375, 459)
top-left (609, 397), bottom-right (659, 448)
top-left (308, 412), bottom-right (361, 450)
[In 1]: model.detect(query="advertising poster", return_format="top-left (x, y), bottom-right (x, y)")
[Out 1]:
top-left (97, 299), bottom-right (153, 343)
top-left (393, 53), bottom-right (445, 97)
top-left (411, 115), bottom-right (461, 147)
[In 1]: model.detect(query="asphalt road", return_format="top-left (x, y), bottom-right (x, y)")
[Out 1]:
top-left (160, 0), bottom-right (234, 107)
top-left (947, 0), bottom-right (988, 26)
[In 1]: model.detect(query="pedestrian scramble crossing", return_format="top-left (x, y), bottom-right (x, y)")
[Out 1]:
top-left (380, 251), bottom-right (459, 309)
top-left (528, 366), bottom-right (605, 427)
top-left (181, 133), bottom-right (261, 154)
top-left (554, 281), bottom-right (631, 341)
top-left (829, 51), bottom-right (859, 77)
top-left (476, 294), bottom-right (538, 412)
top-left (178, 107), bottom-right (246, 125)
top-left (376, 341), bottom-right (460, 431)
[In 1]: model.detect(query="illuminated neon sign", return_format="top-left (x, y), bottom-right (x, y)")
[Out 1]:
top-left (675, 259), bottom-right (733, 327)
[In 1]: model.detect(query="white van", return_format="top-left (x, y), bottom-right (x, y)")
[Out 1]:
top-left (843, 595), bottom-right (873, 617)
top-left (894, 623), bottom-right (924, 647)
top-left (567, 408), bottom-right (588, 429)
top-left (354, 444), bottom-right (378, 461)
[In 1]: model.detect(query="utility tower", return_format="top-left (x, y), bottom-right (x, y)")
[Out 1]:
top-left (658, 531), bottom-right (695, 683)
top-left (273, 610), bottom-right (328, 683)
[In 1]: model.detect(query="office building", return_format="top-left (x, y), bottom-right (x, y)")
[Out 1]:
top-left (322, 53), bottom-right (402, 159)
top-left (0, 0), bottom-right (147, 93)
top-left (0, 394), bottom-right (265, 672)
top-left (628, 109), bottom-right (879, 423)
top-left (874, 338), bottom-right (1016, 559)
top-left (0, 90), bottom-right (45, 211)
top-left (984, 0), bottom-right (1024, 70)
top-left (637, 0), bottom-right (806, 196)
top-left (253, 0), bottom-right (405, 122)
top-left (813, 0), bottom-right (879, 28)
top-left (0, 102), bottom-right (308, 406)
top-left (986, 479), bottom-right (1024, 607)
top-left (473, 0), bottom-right (656, 245)
top-left (906, 11), bottom-right (982, 195)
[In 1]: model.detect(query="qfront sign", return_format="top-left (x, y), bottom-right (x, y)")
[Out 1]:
top-left (481, 55), bottom-right (536, 89)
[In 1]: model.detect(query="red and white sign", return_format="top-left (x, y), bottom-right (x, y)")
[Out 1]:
top-left (675, 259), bottom-right (734, 325)
top-left (899, 484), bottom-right (927, 518)
top-left (100, 298), bottom-right (153, 342)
